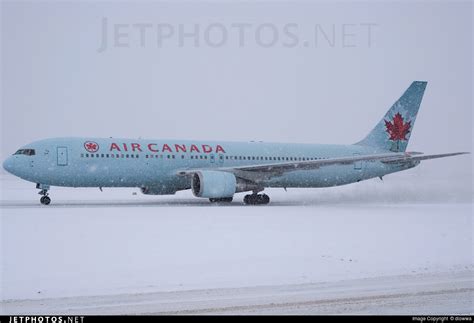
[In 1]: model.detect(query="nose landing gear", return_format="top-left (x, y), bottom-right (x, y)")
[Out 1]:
top-left (40, 195), bottom-right (51, 205)
top-left (37, 184), bottom-right (51, 205)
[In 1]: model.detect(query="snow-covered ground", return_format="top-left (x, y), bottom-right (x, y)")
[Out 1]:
top-left (2, 271), bottom-right (472, 315)
top-left (1, 171), bottom-right (472, 314)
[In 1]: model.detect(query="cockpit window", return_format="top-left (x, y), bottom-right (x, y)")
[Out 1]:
top-left (14, 149), bottom-right (36, 156)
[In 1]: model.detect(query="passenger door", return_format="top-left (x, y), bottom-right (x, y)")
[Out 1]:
top-left (57, 147), bottom-right (68, 166)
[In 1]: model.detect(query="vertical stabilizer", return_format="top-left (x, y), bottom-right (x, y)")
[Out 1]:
top-left (356, 81), bottom-right (427, 152)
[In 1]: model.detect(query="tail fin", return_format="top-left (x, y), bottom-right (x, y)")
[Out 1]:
top-left (356, 81), bottom-right (427, 152)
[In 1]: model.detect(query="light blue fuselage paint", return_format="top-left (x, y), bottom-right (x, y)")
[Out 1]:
top-left (3, 82), bottom-right (435, 204)
top-left (3, 137), bottom-right (418, 194)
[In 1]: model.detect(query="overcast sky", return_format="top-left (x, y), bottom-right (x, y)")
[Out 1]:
top-left (1, 1), bottom-right (472, 182)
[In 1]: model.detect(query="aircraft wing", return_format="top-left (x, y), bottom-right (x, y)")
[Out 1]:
top-left (178, 151), bottom-right (469, 182)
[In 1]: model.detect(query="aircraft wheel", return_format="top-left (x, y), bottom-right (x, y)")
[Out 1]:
top-left (40, 196), bottom-right (51, 205)
top-left (244, 194), bottom-right (256, 205)
top-left (244, 194), bottom-right (270, 205)
top-left (209, 197), bottom-right (233, 203)
top-left (260, 194), bottom-right (270, 205)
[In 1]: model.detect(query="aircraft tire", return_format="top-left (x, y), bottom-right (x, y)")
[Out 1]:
top-left (244, 194), bottom-right (270, 205)
top-left (209, 197), bottom-right (233, 203)
top-left (40, 196), bottom-right (51, 205)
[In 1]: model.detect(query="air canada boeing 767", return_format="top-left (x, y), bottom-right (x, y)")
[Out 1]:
top-left (2, 81), bottom-right (469, 205)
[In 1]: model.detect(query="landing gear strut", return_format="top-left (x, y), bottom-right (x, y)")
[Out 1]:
top-left (243, 193), bottom-right (270, 205)
top-left (37, 184), bottom-right (51, 205)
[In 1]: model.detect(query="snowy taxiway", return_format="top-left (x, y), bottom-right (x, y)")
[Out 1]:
top-left (1, 170), bottom-right (472, 314)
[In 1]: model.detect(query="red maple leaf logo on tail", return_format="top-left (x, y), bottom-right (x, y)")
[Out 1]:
top-left (385, 113), bottom-right (411, 141)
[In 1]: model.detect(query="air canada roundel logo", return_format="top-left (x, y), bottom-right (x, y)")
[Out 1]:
top-left (84, 141), bottom-right (99, 153)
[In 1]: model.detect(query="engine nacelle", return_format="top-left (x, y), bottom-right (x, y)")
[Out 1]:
top-left (191, 171), bottom-right (236, 198)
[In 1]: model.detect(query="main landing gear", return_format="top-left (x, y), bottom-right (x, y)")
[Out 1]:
top-left (209, 197), bottom-right (233, 203)
top-left (243, 193), bottom-right (270, 205)
top-left (37, 184), bottom-right (51, 205)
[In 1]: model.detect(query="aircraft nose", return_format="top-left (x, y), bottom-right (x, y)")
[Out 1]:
top-left (3, 157), bottom-right (14, 174)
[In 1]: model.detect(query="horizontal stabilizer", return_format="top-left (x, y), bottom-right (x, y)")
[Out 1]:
top-left (381, 152), bottom-right (470, 164)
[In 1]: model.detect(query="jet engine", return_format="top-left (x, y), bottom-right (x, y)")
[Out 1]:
top-left (191, 170), bottom-right (262, 198)
top-left (191, 171), bottom-right (236, 198)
